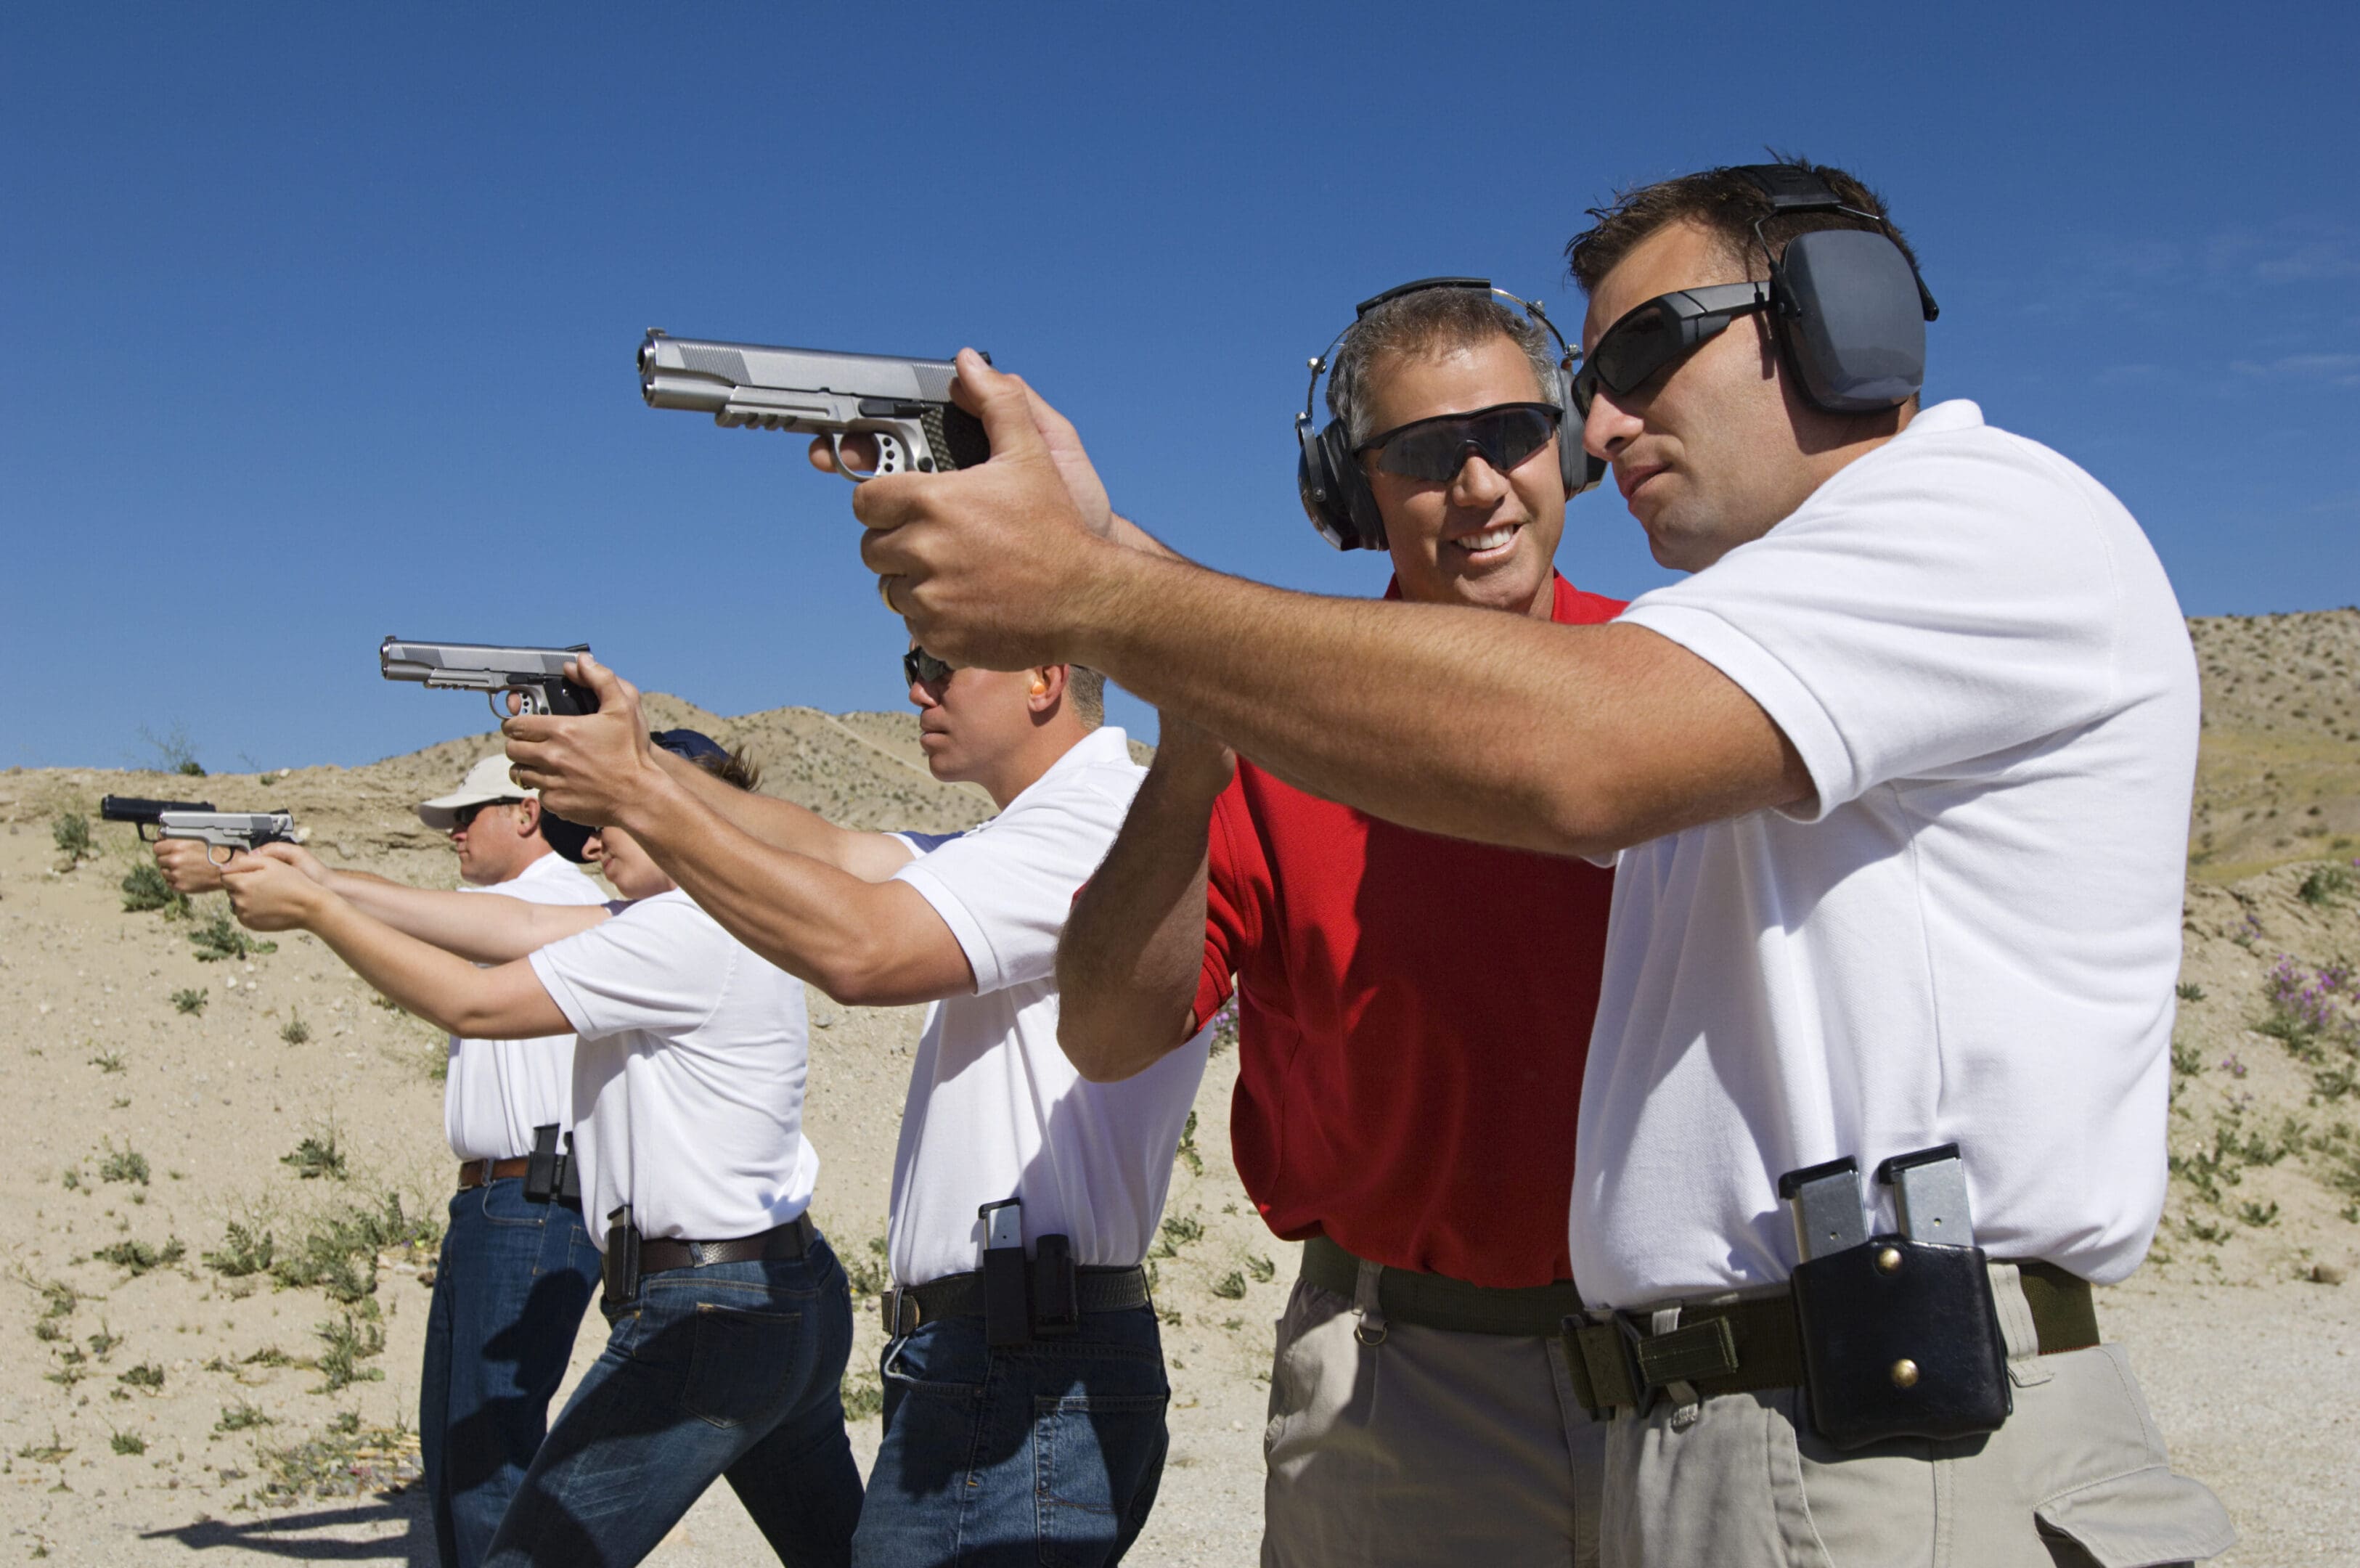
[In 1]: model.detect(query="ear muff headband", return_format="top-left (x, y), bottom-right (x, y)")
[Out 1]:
top-left (1295, 277), bottom-right (1605, 552)
top-left (1731, 166), bottom-right (1939, 415)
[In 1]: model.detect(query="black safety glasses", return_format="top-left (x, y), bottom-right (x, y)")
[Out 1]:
top-left (1355, 401), bottom-right (1562, 483)
top-left (1570, 282), bottom-right (1770, 417)
top-left (450, 800), bottom-right (520, 830)
top-left (902, 648), bottom-right (955, 687)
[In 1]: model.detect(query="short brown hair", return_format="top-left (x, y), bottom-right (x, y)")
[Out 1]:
top-left (1565, 158), bottom-right (1918, 297)
top-left (685, 743), bottom-right (762, 793)
top-left (1064, 666), bottom-right (1106, 729)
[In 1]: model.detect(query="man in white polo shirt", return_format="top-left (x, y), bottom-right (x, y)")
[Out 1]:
top-left (218, 732), bottom-right (862, 1568)
top-left (156, 753), bottom-right (606, 1568)
top-left (825, 160), bottom-right (2232, 1563)
top-left (504, 646), bottom-right (1209, 1567)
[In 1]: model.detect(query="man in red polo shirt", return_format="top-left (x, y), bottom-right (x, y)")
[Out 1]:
top-left (1057, 281), bottom-right (1622, 1567)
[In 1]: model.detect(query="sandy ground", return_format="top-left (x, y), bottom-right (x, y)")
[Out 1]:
top-left (6, 621), bottom-right (2359, 1564)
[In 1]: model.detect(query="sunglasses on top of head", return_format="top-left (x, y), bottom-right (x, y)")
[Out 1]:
top-left (1569, 282), bottom-right (1771, 419)
top-left (902, 648), bottom-right (955, 687)
top-left (1353, 401), bottom-right (1564, 484)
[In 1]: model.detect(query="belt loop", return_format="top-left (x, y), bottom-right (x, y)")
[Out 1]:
top-left (1352, 1257), bottom-right (1388, 1346)
top-left (1988, 1260), bottom-right (2038, 1360)
top-left (476, 1157), bottom-right (494, 1188)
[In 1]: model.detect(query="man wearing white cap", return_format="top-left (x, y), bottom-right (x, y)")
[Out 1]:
top-left (158, 751), bottom-right (608, 1567)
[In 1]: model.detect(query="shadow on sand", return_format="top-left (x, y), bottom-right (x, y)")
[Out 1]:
top-left (139, 1492), bottom-right (433, 1563)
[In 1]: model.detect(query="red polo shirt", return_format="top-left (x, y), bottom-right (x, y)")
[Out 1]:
top-left (1189, 573), bottom-right (1624, 1289)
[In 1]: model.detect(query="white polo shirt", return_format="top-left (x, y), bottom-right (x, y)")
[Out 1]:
top-left (529, 889), bottom-right (821, 1246)
top-left (1573, 401), bottom-right (2199, 1307)
top-left (445, 849), bottom-right (608, 1163)
top-left (884, 726), bottom-right (1214, 1286)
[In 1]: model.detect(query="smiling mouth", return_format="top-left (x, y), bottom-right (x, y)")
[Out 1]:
top-left (1449, 523), bottom-right (1522, 555)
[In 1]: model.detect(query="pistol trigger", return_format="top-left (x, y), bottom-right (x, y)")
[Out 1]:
top-left (828, 433), bottom-right (864, 485)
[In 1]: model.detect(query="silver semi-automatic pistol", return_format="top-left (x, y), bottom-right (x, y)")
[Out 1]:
top-left (158, 811), bottom-right (298, 865)
top-left (379, 637), bottom-right (597, 719)
top-left (637, 330), bottom-right (992, 479)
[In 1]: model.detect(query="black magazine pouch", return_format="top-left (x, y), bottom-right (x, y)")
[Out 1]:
top-left (1791, 1235), bottom-right (2011, 1448)
top-left (980, 1200), bottom-right (1031, 1348)
top-left (1781, 1145), bottom-right (2012, 1450)
top-left (557, 1132), bottom-right (582, 1204)
top-left (602, 1206), bottom-right (641, 1311)
top-left (523, 1124), bottom-right (562, 1204)
top-left (1030, 1233), bottom-right (1081, 1339)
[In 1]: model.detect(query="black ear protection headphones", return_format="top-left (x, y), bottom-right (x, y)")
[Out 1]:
top-left (1294, 277), bottom-right (1606, 552)
top-left (1731, 164), bottom-right (1940, 414)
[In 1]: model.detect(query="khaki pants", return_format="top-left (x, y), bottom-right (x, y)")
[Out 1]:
top-left (1598, 1270), bottom-right (2234, 1567)
top-left (1262, 1275), bottom-right (1605, 1568)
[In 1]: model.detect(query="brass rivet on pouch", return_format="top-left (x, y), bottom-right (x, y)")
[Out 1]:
top-left (1875, 1246), bottom-right (1903, 1274)
top-left (1890, 1358), bottom-right (1920, 1389)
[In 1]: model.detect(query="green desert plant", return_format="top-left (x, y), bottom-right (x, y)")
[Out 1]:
top-left (202, 1220), bottom-right (277, 1278)
top-left (190, 910), bottom-right (274, 961)
top-left (94, 1237), bottom-right (185, 1276)
top-left (172, 987), bottom-right (208, 1016)
top-left (98, 1140), bottom-right (150, 1185)
top-left (216, 1400), bottom-right (276, 1432)
top-left (314, 1309), bottom-right (387, 1393)
top-left (120, 861), bottom-right (190, 917)
top-left (279, 1011), bottom-right (312, 1045)
top-left (53, 813), bottom-right (94, 865)
top-left (280, 1130), bottom-right (348, 1182)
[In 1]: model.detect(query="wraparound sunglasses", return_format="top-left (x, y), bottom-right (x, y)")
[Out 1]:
top-left (1354, 401), bottom-right (1564, 483)
top-left (1570, 282), bottom-right (1771, 417)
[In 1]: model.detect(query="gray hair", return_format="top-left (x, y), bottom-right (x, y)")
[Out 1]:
top-left (1064, 666), bottom-right (1106, 728)
top-left (1326, 289), bottom-right (1561, 448)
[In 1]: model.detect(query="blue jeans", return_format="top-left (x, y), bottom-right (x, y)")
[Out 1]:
top-left (482, 1236), bottom-right (862, 1568)
top-left (854, 1306), bottom-right (1171, 1567)
top-left (420, 1178), bottom-right (600, 1568)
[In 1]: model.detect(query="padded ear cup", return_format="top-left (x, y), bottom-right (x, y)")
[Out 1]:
top-left (1294, 413), bottom-right (1385, 551)
top-left (1769, 229), bottom-right (1928, 412)
top-left (1551, 364), bottom-right (1607, 497)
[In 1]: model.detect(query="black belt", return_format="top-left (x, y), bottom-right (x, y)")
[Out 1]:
top-left (881, 1263), bottom-right (1151, 1338)
top-left (1562, 1259), bottom-right (2099, 1418)
top-left (1300, 1236), bottom-right (1583, 1339)
top-left (638, 1213), bottom-right (816, 1275)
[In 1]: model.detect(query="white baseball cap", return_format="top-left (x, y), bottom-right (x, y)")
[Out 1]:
top-left (416, 754), bottom-right (535, 831)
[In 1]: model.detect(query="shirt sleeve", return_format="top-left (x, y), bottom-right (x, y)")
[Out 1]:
top-left (1617, 427), bottom-right (2126, 819)
top-left (1191, 773), bottom-right (1264, 1032)
top-left (891, 778), bottom-right (1133, 995)
top-left (528, 897), bottom-right (730, 1040)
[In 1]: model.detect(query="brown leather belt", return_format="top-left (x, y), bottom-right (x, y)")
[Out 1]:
top-left (1562, 1259), bottom-right (2099, 1418)
top-left (457, 1157), bottom-right (532, 1191)
top-left (881, 1264), bottom-right (1152, 1338)
top-left (639, 1213), bottom-right (817, 1276)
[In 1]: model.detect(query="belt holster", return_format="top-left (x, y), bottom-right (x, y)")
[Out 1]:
top-left (1030, 1233), bottom-right (1081, 1339)
top-left (523, 1124), bottom-right (562, 1204)
top-left (603, 1205), bottom-right (641, 1310)
top-left (976, 1198), bottom-right (1080, 1347)
top-left (558, 1131), bottom-right (581, 1204)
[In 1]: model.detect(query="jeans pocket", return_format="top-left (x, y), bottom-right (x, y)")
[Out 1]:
top-left (1033, 1391), bottom-right (1170, 1568)
top-left (682, 1302), bottom-right (801, 1429)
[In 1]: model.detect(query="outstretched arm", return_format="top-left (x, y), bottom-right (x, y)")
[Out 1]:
top-left (221, 854), bottom-right (570, 1038)
top-left (505, 662), bottom-right (971, 1007)
top-left (852, 352), bottom-right (1811, 857)
top-left (242, 843), bottom-right (609, 963)
top-left (1057, 717), bottom-right (1233, 1082)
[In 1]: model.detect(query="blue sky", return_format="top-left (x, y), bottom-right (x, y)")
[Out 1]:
top-left (4, 3), bottom-right (2355, 770)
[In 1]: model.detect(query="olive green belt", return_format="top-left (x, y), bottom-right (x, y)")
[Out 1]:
top-left (1300, 1235), bottom-right (1585, 1338)
top-left (1561, 1259), bottom-right (2099, 1418)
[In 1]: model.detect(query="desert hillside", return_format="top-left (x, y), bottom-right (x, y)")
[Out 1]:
top-left (3, 618), bottom-right (2357, 1565)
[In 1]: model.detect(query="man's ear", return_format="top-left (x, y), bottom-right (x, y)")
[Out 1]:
top-left (515, 797), bottom-right (544, 838)
top-left (1027, 664), bottom-right (1068, 720)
